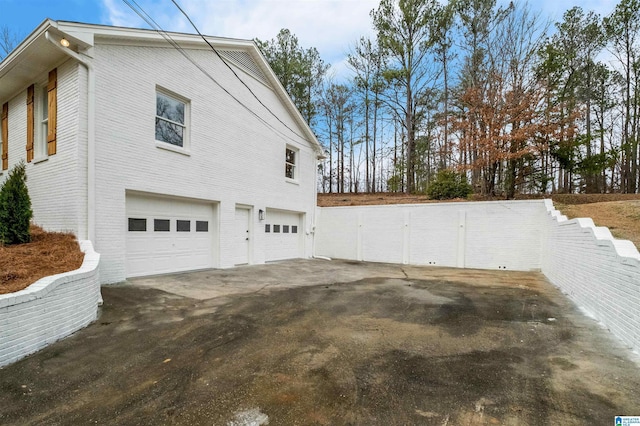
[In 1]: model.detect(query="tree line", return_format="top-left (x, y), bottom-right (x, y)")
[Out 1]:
top-left (256, 0), bottom-right (640, 196)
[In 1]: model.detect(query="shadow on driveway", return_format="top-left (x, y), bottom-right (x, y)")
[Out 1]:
top-left (1, 259), bottom-right (639, 425)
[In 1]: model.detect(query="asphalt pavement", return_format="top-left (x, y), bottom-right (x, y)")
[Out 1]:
top-left (1, 259), bottom-right (639, 425)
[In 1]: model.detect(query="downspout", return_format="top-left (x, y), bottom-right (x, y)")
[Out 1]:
top-left (45, 31), bottom-right (95, 243)
top-left (312, 153), bottom-right (331, 261)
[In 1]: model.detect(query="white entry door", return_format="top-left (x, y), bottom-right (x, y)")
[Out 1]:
top-left (233, 207), bottom-right (250, 265)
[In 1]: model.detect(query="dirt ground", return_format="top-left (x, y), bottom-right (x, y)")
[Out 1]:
top-left (316, 192), bottom-right (640, 207)
top-left (1, 260), bottom-right (639, 425)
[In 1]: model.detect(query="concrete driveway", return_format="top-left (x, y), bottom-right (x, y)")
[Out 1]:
top-left (1, 259), bottom-right (639, 425)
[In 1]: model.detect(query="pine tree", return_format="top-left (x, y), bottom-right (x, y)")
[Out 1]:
top-left (0, 161), bottom-right (32, 245)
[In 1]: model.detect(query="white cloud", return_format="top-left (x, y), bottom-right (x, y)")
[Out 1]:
top-left (101, 0), bottom-right (149, 28)
top-left (101, 0), bottom-right (378, 77)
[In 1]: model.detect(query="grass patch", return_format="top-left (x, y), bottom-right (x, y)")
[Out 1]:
top-left (553, 200), bottom-right (640, 249)
top-left (0, 225), bottom-right (84, 295)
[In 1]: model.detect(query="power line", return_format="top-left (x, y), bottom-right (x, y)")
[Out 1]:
top-left (168, 0), bottom-right (310, 142)
top-left (120, 0), bottom-right (309, 145)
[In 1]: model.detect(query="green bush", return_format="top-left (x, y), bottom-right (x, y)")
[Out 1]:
top-left (427, 169), bottom-right (472, 200)
top-left (0, 161), bottom-right (33, 245)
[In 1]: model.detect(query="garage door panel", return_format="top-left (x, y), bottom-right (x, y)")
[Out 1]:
top-left (265, 209), bottom-right (303, 262)
top-left (126, 194), bottom-right (216, 278)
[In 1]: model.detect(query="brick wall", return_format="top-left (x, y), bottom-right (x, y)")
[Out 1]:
top-left (315, 200), bottom-right (545, 271)
top-left (92, 44), bottom-right (318, 283)
top-left (541, 199), bottom-right (640, 351)
top-left (0, 241), bottom-right (101, 367)
top-left (0, 59), bottom-right (87, 239)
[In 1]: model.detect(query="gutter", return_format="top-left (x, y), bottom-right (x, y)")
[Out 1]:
top-left (45, 31), bottom-right (96, 242)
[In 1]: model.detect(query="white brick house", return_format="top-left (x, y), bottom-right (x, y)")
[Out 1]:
top-left (0, 20), bottom-right (324, 283)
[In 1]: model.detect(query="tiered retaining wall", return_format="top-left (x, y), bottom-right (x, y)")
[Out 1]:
top-left (541, 199), bottom-right (640, 350)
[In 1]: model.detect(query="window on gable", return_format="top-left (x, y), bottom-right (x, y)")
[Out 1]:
top-left (156, 90), bottom-right (188, 148)
top-left (285, 146), bottom-right (298, 180)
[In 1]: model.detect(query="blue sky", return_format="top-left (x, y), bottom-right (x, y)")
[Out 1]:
top-left (0, 0), bottom-right (620, 77)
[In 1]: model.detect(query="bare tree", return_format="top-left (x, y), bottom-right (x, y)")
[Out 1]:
top-left (0, 26), bottom-right (20, 60)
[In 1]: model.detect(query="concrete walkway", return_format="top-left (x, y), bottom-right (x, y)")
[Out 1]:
top-left (1, 259), bottom-right (639, 425)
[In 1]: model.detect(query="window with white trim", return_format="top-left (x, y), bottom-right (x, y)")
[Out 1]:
top-left (285, 146), bottom-right (298, 180)
top-left (155, 89), bottom-right (188, 148)
top-left (36, 85), bottom-right (48, 159)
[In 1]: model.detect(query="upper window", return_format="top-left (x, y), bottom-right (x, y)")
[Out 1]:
top-left (285, 146), bottom-right (298, 180)
top-left (156, 90), bottom-right (188, 148)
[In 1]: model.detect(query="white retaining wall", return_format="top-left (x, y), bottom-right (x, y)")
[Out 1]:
top-left (0, 241), bottom-right (101, 367)
top-left (315, 199), bottom-right (640, 352)
top-left (541, 199), bottom-right (640, 351)
top-left (315, 200), bottom-right (546, 271)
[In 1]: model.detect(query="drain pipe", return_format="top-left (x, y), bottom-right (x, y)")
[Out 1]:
top-left (311, 156), bottom-right (331, 261)
top-left (45, 31), bottom-right (95, 243)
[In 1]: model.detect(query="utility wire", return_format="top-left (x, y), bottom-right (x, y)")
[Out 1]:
top-left (169, 0), bottom-right (310, 142)
top-left (121, 0), bottom-right (308, 145)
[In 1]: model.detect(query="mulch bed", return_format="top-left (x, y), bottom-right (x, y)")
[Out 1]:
top-left (0, 226), bottom-right (84, 295)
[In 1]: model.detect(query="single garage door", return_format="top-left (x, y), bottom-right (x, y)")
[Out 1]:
top-left (126, 193), bottom-right (216, 277)
top-left (265, 209), bottom-right (303, 261)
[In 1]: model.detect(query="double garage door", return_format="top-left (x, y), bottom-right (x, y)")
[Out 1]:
top-left (126, 194), bottom-right (215, 278)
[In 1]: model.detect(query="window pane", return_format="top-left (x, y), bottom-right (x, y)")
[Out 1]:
top-left (177, 220), bottom-right (191, 232)
top-left (42, 88), bottom-right (48, 120)
top-left (285, 163), bottom-right (295, 179)
top-left (196, 221), bottom-right (209, 232)
top-left (154, 219), bottom-right (170, 232)
top-left (128, 218), bottom-right (147, 232)
top-left (286, 148), bottom-right (295, 164)
top-left (292, 225), bottom-right (298, 234)
top-left (156, 92), bottom-right (185, 124)
top-left (155, 118), bottom-right (184, 146)
top-left (265, 224), bottom-right (271, 233)
top-left (273, 225), bottom-right (280, 233)
top-left (283, 225), bottom-right (289, 233)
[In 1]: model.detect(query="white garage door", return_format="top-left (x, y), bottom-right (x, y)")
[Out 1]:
top-left (265, 209), bottom-right (303, 261)
top-left (126, 194), bottom-right (216, 277)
